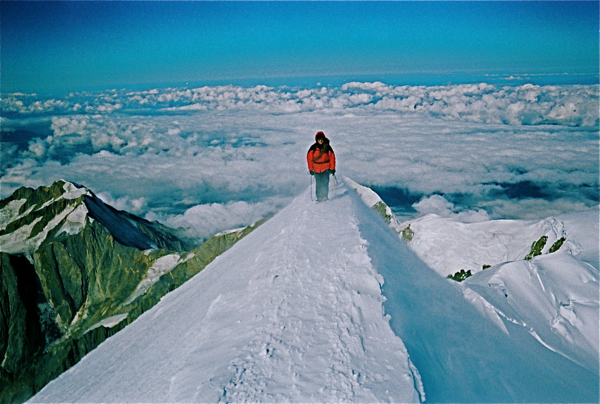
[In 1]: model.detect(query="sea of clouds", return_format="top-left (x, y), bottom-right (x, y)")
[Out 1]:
top-left (1, 82), bottom-right (598, 241)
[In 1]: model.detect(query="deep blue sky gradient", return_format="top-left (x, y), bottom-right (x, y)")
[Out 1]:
top-left (2, 1), bottom-right (598, 94)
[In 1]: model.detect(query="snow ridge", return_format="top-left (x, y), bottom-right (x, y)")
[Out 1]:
top-left (30, 182), bottom-right (421, 403)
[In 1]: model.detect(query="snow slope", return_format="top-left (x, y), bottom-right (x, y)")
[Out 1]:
top-left (30, 183), bottom-right (422, 403)
top-left (30, 180), bottom-right (598, 403)
top-left (397, 209), bottom-right (598, 278)
top-left (352, 194), bottom-right (598, 403)
top-left (463, 252), bottom-right (599, 374)
top-left (384, 202), bottom-right (599, 379)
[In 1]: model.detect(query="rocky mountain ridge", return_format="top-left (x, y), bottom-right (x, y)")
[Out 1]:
top-left (25, 179), bottom-right (598, 403)
top-left (0, 180), bottom-right (265, 403)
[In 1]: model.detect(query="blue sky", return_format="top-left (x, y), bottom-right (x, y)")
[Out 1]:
top-left (1, 1), bottom-right (598, 94)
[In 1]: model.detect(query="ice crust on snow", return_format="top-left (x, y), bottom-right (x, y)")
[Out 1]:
top-left (30, 180), bottom-right (599, 403)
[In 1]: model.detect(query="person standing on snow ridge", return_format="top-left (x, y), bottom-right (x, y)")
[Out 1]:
top-left (307, 131), bottom-right (336, 202)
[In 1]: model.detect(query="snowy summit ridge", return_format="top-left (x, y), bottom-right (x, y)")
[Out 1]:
top-left (30, 179), bottom-right (598, 403)
top-left (29, 181), bottom-right (422, 402)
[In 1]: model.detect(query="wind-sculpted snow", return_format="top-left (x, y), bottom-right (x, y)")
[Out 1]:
top-left (352, 178), bottom-right (599, 381)
top-left (463, 253), bottom-right (599, 375)
top-left (397, 207), bottom-right (599, 278)
top-left (352, 178), bottom-right (599, 382)
top-left (3, 83), bottom-right (598, 126)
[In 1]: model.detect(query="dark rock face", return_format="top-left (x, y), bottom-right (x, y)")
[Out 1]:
top-left (1, 255), bottom-right (44, 371)
top-left (447, 269), bottom-right (473, 282)
top-left (525, 235), bottom-right (548, 260)
top-left (83, 194), bottom-right (194, 252)
top-left (0, 180), bottom-right (266, 403)
top-left (1, 253), bottom-right (49, 402)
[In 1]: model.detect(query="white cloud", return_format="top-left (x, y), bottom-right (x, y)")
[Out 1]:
top-left (478, 198), bottom-right (598, 221)
top-left (146, 199), bottom-right (282, 242)
top-left (1, 82), bottom-right (598, 234)
top-left (413, 195), bottom-right (491, 223)
top-left (0, 143), bottom-right (19, 174)
top-left (27, 138), bottom-right (48, 158)
top-left (413, 195), bottom-right (455, 215)
top-left (4, 83), bottom-right (598, 127)
top-left (97, 192), bottom-right (148, 214)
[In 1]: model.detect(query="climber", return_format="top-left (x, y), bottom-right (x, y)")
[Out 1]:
top-left (307, 131), bottom-right (336, 202)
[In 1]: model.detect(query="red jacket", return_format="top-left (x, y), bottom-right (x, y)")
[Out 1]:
top-left (307, 137), bottom-right (336, 174)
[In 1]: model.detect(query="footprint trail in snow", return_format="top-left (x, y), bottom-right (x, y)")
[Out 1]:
top-left (31, 182), bottom-right (421, 403)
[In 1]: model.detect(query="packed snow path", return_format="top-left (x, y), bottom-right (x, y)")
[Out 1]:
top-left (31, 180), bottom-right (598, 403)
top-left (31, 183), bottom-right (421, 403)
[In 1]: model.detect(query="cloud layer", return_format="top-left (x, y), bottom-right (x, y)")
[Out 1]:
top-left (3, 83), bottom-right (598, 127)
top-left (2, 82), bottom-right (598, 240)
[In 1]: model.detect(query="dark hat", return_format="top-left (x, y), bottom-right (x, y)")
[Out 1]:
top-left (315, 131), bottom-right (326, 141)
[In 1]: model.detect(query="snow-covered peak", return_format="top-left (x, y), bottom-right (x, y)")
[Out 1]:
top-left (0, 180), bottom-right (92, 255)
top-left (60, 179), bottom-right (92, 200)
top-left (0, 180), bottom-right (191, 256)
top-left (342, 179), bottom-right (597, 280)
top-left (399, 208), bottom-right (598, 278)
top-left (463, 252), bottom-right (598, 373)
top-left (0, 180), bottom-right (91, 227)
top-left (555, 208), bottom-right (600, 269)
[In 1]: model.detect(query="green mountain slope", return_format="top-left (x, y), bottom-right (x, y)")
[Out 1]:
top-left (0, 180), bottom-right (266, 403)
